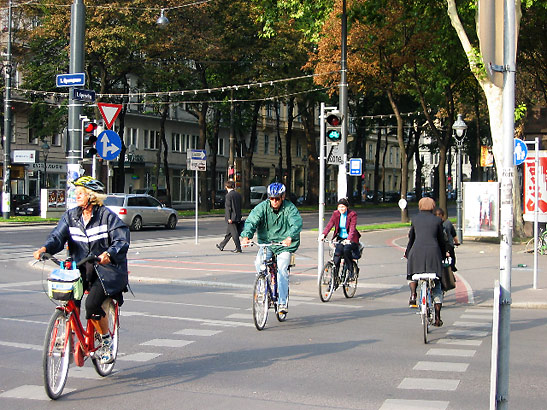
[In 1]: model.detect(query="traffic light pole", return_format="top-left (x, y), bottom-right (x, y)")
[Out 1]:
top-left (337, 0), bottom-right (348, 200)
top-left (66, 0), bottom-right (85, 208)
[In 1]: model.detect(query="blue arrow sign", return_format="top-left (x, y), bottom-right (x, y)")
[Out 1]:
top-left (56, 73), bottom-right (85, 88)
top-left (96, 130), bottom-right (122, 161)
top-left (514, 138), bottom-right (528, 166)
top-left (190, 149), bottom-right (207, 160)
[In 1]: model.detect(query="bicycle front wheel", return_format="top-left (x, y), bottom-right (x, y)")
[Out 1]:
top-left (343, 262), bottom-right (359, 298)
top-left (43, 309), bottom-right (71, 400)
top-left (92, 299), bottom-right (119, 376)
top-left (319, 262), bottom-right (335, 302)
top-left (253, 274), bottom-right (269, 330)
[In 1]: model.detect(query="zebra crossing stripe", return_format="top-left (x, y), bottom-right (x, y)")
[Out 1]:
top-left (398, 377), bottom-right (459, 391)
top-left (413, 361), bottom-right (469, 372)
top-left (426, 348), bottom-right (476, 357)
top-left (379, 399), bottom-right (449, 409)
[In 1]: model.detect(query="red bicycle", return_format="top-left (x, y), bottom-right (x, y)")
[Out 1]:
top-left (38, 253), bottom-right (120, 400)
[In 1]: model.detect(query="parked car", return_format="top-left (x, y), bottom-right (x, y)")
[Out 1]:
top-left (133, 188), bottom-right (169, 205)
top-left (104, 194), bottom-right (178, 231)
top-left (250, 186), bottom-right (268, 206)
top-left (212, 189), bottom-right (227, 208)
top-left (15, 197), bottom-right (41, 216)
top-left (12, 194), bottom-right (34, 208)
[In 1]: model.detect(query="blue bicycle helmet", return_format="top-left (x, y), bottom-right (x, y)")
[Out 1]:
top-left (267, 182), bottom-right (286, 198)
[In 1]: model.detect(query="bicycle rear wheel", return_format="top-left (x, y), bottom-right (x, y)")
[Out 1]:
top-left (343, 262), bottom-right (359, 298)
top-left (253, 274), bottom-right (269, 330)
top-left (43, 309), bottom-right (71, 400)
top-left (419, 282), bottom-right (429, 344)
top-left (319, 262), bottom-right (335, 302)
top-left (92, 299), bottom-right (119, 376)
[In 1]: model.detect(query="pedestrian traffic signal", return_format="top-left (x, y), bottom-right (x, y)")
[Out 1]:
top-left (82, 121), bottom-right (98, 158)
top-left (325, 110), bottom-right (343, 143)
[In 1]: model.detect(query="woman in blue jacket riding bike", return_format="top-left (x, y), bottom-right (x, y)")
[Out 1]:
top-left (33, 176), bottom-right (130, 363)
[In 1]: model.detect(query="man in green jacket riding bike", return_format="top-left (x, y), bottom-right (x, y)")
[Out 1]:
top-left (240, 182), bottom-right (303, 314)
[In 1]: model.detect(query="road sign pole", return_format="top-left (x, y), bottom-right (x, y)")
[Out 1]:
top-left (195, 169), bottom-right (199, 245)
top-left (318, 103), bottom-right (326, 282)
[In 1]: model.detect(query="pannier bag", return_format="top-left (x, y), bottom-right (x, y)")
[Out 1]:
top-left (47, 267), bottom-right (83, 301)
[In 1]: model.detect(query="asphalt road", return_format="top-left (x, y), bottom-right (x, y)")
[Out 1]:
top-left (1, 220), bottom-right (546, 409)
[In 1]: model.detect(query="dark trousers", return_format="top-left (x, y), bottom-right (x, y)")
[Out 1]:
top-left (219, 222), bottom-right (241, 251)
top-left (333, 242), bottom-right (358, 274)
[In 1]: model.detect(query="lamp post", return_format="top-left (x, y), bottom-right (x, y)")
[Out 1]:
top-left (41, 139), bottom-right (50, 189)
top-left (2, 0), bottom-right (13, 219)
top-left (452, 114), bottom-right (467, 244)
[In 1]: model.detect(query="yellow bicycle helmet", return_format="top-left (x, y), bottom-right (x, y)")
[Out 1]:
top-left (72, 176), bottom-right (105, 193)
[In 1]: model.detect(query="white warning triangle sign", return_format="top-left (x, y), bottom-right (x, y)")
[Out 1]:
top-left (97, 103), bottom-right (122, 129)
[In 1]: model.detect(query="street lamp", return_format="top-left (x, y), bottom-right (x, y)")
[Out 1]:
top-left (452, 113), bottom-right (467, 244)
top-left (156, 9), bottom-right (169, 26)
top-left (41, 139), bottom-right (50, 188)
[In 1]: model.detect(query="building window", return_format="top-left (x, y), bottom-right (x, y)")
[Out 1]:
top-left (296, 140), bottom-right (302, 157)
top-left (266, 103), bottom-right (274, 119)
top-left (52, 133), bottom-right (61, 146)
top-left (368, 144), bottom-right (373, 160)
top-left (264, 134), bottom-right (269, 154)
top-left (182, 134), bottom-right (198, 152)
top-left (125, 128), bottom-right (138, 148)
top-left (172, 133), bottom-right (182, 152)
top-left (218, 137), bottom-right (225, 156)
top-left (389, 147), bottom-right (393, 164)
top-left (274, 137), bottom-right (279, 155)
top-left (144, 129), bottom-right (159, 150)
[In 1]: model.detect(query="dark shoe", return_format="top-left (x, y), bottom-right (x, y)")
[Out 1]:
top-left (434, 319), bottom-right (443, 327)
top-left (216, 244), bottom-right (224, 251)
top-left (409, 297), bottom-right (417, 308)
top-left (232, 249), bottom-right (242, 253)
top-left (452, 266), bottom-right (458, 272)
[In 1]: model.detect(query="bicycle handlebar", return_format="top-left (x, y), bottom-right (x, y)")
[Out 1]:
top-left (242, 241), bottom-right (286, 248)
top-left (39, 253), bottom-right (98, 268)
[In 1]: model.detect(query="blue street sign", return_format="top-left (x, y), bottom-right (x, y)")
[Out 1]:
top-left (73, 88), bottom-right (96, 102)
top-left (56, 73), bottom-right (86, 88)
top-left (190, 149), bottom-right (207, 160)
top-left (349, 158), bottom-right (362, 176)
top-left (514, 138), bottom-right (528, 166)
top-left (96, 130), bottom-right (122, 161)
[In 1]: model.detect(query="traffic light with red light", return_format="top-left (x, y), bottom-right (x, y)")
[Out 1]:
top-left (325, 110), bottom-right (343, 143)
top-left (83, 122), bottom-right (98, 158)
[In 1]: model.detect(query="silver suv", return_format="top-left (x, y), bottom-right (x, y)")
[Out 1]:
top-left (104, 194), bottom-right (178, 231)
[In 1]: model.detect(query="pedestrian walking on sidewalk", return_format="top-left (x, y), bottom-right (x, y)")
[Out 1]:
top-left (404, 197), bottom-right (447, 327)
top-left (216, 180), bottom-right (243, 253)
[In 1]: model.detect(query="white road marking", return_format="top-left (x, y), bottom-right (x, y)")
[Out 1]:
top-left (174, 329), bottom-right (222, 336)
top-left (118, 311), bottom-right (254, 327)
top-left (118, 352), bottom-right (162, 362)
top-left (398, 377), bottom-right (459, 391)
top-left (452, 320), bottom-right (491, 328)
top-left (0, 340), bottom-right (42, 351)
top-left (379, 399), bottom-right (449, 410)
top-left (0, 280), bottom-right (42, 288)
top-left (127, 298), bottom-right (241, 311)
top-left (447, 329), bottom-right (488, 337)
top-left (0, 384), bottom-right (75, 400)
top-left (141, 339), bottom-right (194, 348)
top-left (70, 366), bottom-right (118, 379)
top-left (414, 361), bottom-right (469, 372)
top-left (426, 348), bottom-right (476, 357)
top-left (465, 308), bottom-right (492, 313)
top-left (0, 317), bottom-right (48, 325)
top-left (225, 313), bottom-right (250, 320)
top-left (435, 338), bottom-right (482, 346)
top-left (460, 314), bottom-right (492, 320)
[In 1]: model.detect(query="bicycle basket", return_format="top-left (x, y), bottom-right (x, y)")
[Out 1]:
top-left (47, 268), bottom-right (83, 301)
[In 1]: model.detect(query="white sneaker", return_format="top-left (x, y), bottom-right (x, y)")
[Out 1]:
top-left (98, 336), bottom-right (114, 364)
top-left (278, 304), bottom-right (288, 314)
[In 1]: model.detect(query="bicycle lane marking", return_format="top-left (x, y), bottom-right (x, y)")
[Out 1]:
top-left (388, 235), bottom-right (473, 305)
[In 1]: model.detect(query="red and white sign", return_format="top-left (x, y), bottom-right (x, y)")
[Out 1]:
top-left (523, 150), bottom-right (547, 222)
top-left (97, 103), bottom-right (122, 129)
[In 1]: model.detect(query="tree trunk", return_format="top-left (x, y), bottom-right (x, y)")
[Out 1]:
top-left (159, 102), bottom-right (172, 207)
top-left (285, 97), bottom-right (295, 196)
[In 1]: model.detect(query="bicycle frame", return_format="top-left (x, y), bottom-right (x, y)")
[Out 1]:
top-left (51, 299), bottom-right (118, 366)
top-left (412, 273), bottom-right (436, 344)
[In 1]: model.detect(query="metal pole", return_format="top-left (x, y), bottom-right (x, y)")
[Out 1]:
top-left (496, 0), bottom-right (516, 407)
top-left (533, 137), bottom-right (539, 289)
top-left (66, 0), bottom-right (85, 209)
top-left (456, 141), bottom-right (463, 243)
top-left (2, 0), bottom-right (13, 219)
top-left (337, 0), bottom-right (348, 200)
top-left (195, 169), bottom-right (198, 244)
top-left (318, 103), bottom-right (326, 282)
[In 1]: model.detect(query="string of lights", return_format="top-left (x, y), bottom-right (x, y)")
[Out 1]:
top-left (4, 0), bottom-right (213, 11)
top-left (13, 71), bottom-right (339, 100)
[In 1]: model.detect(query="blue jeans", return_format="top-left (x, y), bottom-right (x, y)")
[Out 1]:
top-left (254, 249), bottom-right (291, 305)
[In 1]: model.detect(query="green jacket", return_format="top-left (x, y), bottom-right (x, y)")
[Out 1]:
top-left (241, 199), bottom-right (302, 254)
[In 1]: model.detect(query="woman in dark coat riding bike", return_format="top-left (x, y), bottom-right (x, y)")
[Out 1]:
top-left (34, 176), bottom-right (130, 363)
